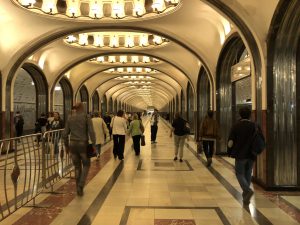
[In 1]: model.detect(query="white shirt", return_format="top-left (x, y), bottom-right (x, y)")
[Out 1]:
top-left (111, 116), bottom-right (127, 135)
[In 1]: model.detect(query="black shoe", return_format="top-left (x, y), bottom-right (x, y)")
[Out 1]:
top-left (77, 186), bottom-right (84, 196)
top-left (179, 159), bottom-right (183, 162)
top-left (173, 156), bottom-right (178, 161)
top-left (243, 189), bottom-right (254, 204)
top-left (113, 154), bottom-right (117, 159)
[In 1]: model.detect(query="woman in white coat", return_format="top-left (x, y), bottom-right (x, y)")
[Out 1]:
top-left (91, 112), bottom-right (109, 159)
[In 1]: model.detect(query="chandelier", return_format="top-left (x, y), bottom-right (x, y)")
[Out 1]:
top-left (65, 32), bottom-right (169, 49)
top-left (14, 0), bottom-right (180, 20)
top-left (89, 55), bottom-right (159, 64)
top-left (114, 75), bottom-right (154, 80)
top-left (104, 67), bottom-right (157, 73)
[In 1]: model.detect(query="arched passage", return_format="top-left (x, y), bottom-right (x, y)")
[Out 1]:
top-left (59, 77), bottom-right (73, 122)
top-left (187, 82), bottom-right (195, 133)
top-left (216, 34), bottom-right (246, 153)
top-left (114, 100), bottom-right (118, 113)
top-left (78, 85), bottom-right (89, 113)
top-left (176, 94), bottom-right (179, 113)
top-left (180, 90), bottom-right (185, 118)
top-left (11, 64), bottom-right (48, 136)
top-left (196, 67), bottom-right (211, 141)
top-left (109, 97), bottom-right (113, 113)
top-left (92, 91), bottom-right (100, 112)
top-left (267, 0), bottom-right (300, 187)
top-left (101, 95), bottom-right (107, 116)
top-left (13, 68), bottom-right (37, 133)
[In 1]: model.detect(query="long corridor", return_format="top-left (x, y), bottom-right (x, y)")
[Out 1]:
top-left (2, 119), bottom-right (300, 225)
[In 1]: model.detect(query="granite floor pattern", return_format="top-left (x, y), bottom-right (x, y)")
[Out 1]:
top-left (1, 118), bottom-right (300, 225)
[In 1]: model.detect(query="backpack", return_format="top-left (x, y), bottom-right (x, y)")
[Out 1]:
top-left (250, 124), bottom-right (266, 156)
top-left (183, 121), bottom-right (191, 135)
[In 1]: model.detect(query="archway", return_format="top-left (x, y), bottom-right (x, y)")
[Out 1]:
top-left (101, 95), bottom-right (107, 116)
top-left (59, 77), bottom-right (73, 122)
top-left (267, 0), bottom-right (300, 187)
top-left (78, 85), bottom-right (89, 113)
top-left (216, 34), bottom-right (246, 153)
top-left (196, 67), bottom-right (211, 141)
top-left (180, 90), bottom-right (185, 118)
top-left (92, 91), bottom-right (100, 112)
top-left (13, 68), bottom-right (37, 134)
top-left (12, 64), bottom-right (48, 136)
top-left (187, 82), bottom-right (195, 133)
top-left (53, 83), bottom-right (63, 119)
top-left (109, 97), bottom-right (113, 113)
top-left (114, 100), bottom-right (118, 113)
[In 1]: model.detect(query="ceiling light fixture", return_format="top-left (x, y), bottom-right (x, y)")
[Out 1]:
top-left (15, 0), bottom-right (180, 20)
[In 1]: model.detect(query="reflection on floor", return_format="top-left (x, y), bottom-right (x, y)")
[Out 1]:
top-left (1, 117), bottom-right (300, 225)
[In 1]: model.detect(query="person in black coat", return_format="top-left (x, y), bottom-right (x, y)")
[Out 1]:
top-left (14, 111), bottom-right (24, 138)
top-left (227, 106), bottom-right (258, 204)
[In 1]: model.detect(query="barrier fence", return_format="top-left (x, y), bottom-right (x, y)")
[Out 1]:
top-left (0, 129), bottom-right (73, 222)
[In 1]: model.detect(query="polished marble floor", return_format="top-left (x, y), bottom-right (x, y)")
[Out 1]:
top-left (1, 117), bottom-right (300, 225)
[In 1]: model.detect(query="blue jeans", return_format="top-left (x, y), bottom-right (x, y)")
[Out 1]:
top-left (235, 159), bottom-right (254, 193)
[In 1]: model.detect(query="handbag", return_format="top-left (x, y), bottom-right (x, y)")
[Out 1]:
top-left (141, 135), bottom-right (146, 146)
top-left (87, 144), bottom-right (97, 158)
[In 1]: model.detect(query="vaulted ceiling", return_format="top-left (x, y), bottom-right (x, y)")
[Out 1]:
top-left (0, 0), bottom-right (279, 111)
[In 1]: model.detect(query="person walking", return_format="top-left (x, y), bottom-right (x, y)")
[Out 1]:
top-left (63, 103), bottom-right (96, 196)
top-left (91, 112), bottom-right (109, 159)
top-left (150, 109), bottom-right (159, 144)
top-left (14, 111), bottom-right (24, 138)
top-left (111, 110), bottom-right (127, 160)
top-left (170, 113), bottom-right (188, 162)
top-left (128, 113), bottom-right (144, 156)
top-left (199, 110), bottom-right (219, 167)
top-left (227, 106), bottom-right (258, 204)
top-left (49, 112), bottom-right (64, 157)
top-left (103, 112), bottom-right (112, 140)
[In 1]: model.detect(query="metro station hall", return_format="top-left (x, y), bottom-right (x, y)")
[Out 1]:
top-left (0, 0), bottom-right (300, 225)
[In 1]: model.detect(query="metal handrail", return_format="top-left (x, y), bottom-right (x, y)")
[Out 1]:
top-left (0, 129), bottom-right (73, 222)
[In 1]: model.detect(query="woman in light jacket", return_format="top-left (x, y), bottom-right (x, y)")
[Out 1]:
top-left (91, 112), bottom-right (109, 159)
top-left (128, 113), bottom-right (144, 156)
top-left (111, 110), bottom-right (127, 160)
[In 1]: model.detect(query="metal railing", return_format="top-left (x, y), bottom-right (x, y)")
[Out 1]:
top-left (0, 129), bottom-right (73, 221)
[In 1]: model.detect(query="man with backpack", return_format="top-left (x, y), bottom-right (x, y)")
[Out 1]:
top-left (227, 106), bottom-right (265, 204)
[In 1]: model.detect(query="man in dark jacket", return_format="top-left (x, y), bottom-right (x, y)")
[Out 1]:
top-left (14, 111), bottom-right (24, 138)
top-left (227, 106), bottom-right (257, 204)
top-left (63, 103), bottom-right (96, 196)
top-left (170, 113), bottom-right (188, 162)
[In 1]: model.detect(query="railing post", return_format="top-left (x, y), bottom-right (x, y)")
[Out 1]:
top-left (41, 134), bottom-right (46, 189)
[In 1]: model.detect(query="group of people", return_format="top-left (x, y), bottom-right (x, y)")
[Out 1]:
top-left (15, 104), bottom-right (259, 205)
top-left (170, 106), bottom-right (262, 205)
top-left (62, 103), bottom-right (148, 196)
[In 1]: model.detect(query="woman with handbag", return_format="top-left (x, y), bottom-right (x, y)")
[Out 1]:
top-left (63, 103), bottom-right (96, 196)
top-left (128, 113), bottom-right (144, 156)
